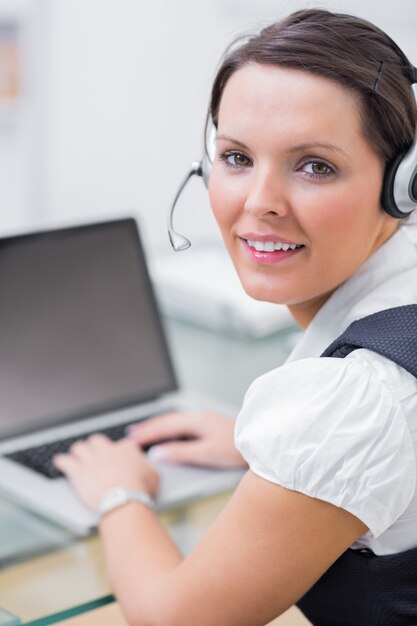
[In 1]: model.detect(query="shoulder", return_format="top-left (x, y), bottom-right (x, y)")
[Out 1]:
top-left (345, 347), bottom-right (417, 401)
top-left (239, 352), bottom-right (399, 423)
top-left (235, 354), bottom-right (416, 537)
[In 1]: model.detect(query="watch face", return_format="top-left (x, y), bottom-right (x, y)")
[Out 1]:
top-left (99, 487), bottom-right (128, 515)
top-left (112, 487), bottom-right (127, 501)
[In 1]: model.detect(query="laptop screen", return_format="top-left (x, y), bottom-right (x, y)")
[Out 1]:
top-left (0, 218), bottom-right (178, 440)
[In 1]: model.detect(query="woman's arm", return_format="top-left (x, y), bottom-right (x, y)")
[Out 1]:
top-left (55, 437), bottom-right (366, 626)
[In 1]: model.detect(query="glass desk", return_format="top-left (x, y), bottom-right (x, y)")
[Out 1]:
top-left (0, 317), bottom-right (299, 625)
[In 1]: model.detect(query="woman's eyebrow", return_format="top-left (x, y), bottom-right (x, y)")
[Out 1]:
top-left (216, 134), bottom-right (249, 149)
top-left (216, 135), bottom-right (349, 157)
top-left (287, 142), bottom-right (350, 157)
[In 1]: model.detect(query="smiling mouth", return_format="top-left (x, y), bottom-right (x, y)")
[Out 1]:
top-left (245, 238), bottom-right (304, 252)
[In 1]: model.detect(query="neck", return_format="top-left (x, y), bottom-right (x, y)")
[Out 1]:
top-left (288, 219), bottom-right (401, 329)
top-left (288, 292), bottom-right (333, 329)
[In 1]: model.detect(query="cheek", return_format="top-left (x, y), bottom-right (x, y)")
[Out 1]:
top-left (299, 176), bottom-right (381, 239)
top-left (296, 184), bottom-right (385, 279)
top-left (207, 180), bottom-right (222, 225)
top-left (208, 171), bottom-right (244, 234)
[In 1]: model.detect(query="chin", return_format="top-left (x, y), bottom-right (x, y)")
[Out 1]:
top-left (237, 274), bottom-right (291, 305)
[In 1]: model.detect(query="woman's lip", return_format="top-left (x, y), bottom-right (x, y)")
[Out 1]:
top-left (241, 239), bottom-right (303, 264)
top-left (240, 233), bottom-right (303, 245)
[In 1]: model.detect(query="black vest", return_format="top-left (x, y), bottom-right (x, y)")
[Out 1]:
top-left (297, 305), bottom-right (417, 626)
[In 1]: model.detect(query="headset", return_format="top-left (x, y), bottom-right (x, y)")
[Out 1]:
top-left (167, 34), bottom-right (417, 251)
top-left (381, 70), bottom-right (417, 218)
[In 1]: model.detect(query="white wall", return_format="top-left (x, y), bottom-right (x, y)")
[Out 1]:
top-left (0, 0), bottom-right (47, 233)
top-left (2, 0), bottom-right (417, 249)
top-left (42, 0), bottom-right (253, 249)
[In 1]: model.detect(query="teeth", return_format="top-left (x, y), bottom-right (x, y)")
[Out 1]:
top-left (247, 239), bottom-right (301, 252)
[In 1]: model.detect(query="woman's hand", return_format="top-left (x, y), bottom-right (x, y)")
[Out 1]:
top-left (127, 410), bottom-right (248, 469)
top-left (53, 434), bottom-right (159, 512)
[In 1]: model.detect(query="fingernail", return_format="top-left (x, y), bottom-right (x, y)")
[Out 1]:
top-left (147, 446), bottom-right (166, 461)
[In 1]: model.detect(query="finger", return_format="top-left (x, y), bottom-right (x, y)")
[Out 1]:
top-left (147, 440), bottom-right (210, 467)
top-left (118, 439), bottom-right (155, 471)
top-left (117, 437), bottom-right (146, 456)
top-left (53, 452), bottom-right (80, 475)
top-left (126, 412), bottom-right (200, 445)
top-left (68, 440), bottom-right (90, 458)
top-left (87, 433), bottom-right (112, 448)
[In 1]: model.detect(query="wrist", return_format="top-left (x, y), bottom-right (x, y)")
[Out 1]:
top-left (97, 486), bottom-right (156, 521)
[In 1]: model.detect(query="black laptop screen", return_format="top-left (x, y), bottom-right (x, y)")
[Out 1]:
top-left (0, 218), bottom-right (178, 440)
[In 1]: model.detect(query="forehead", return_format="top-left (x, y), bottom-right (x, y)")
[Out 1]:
top-left (217, 63), bottom-right (364, 146)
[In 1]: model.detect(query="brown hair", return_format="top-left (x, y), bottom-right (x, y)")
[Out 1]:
top-left (208, 8), bottom-right (416, 164)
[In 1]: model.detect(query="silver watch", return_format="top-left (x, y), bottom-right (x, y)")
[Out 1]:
top-left (97, 487), bottom-right (155, 520)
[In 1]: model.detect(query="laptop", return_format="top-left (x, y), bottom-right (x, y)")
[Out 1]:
top-left (0, 218), bottom-right (244, 534)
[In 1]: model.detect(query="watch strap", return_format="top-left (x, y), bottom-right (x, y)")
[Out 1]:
top-left (97, 486), bottom-right (155, 521)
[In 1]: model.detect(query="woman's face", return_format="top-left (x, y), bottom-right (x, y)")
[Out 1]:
top-left (208, 64), bottom-right (398, 326)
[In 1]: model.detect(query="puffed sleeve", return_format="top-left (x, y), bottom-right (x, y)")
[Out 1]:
top-left (235, 354), bottom-right (416, 537)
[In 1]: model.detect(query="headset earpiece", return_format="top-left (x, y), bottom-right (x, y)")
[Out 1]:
top-left (381, 79), bottom-right (417, 218)
top-left (382, 147), bottom-right (417, 218)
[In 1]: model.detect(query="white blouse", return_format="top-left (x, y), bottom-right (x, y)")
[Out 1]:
top-left (235, 218), bottom-right (417, 555)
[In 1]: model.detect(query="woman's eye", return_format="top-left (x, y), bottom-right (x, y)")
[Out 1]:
top-left (221, 151), bottom-right (252, 168)
top-left (301, 160), bottom-right (334, 179)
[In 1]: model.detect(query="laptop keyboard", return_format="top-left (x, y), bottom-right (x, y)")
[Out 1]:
top-left (5, 413), bottom-right (162, 479)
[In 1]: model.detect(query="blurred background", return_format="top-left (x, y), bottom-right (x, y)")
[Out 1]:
top-left (0, 0), bottom-right (416, 334)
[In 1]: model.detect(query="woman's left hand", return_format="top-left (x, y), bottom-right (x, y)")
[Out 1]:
top-left (53, 435), bottom-right (159, 512)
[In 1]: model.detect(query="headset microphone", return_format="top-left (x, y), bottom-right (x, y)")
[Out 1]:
top-left (167, 161), bottom-right (202, 251)
top-left (167, 122), bottom-right (215, 251)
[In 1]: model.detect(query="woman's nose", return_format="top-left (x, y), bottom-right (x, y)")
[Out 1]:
top-left (244, 167), bottom-right (291, 218)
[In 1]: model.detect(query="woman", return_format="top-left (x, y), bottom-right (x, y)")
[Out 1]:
top-left (54, 9), bottom-right (417, 625)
